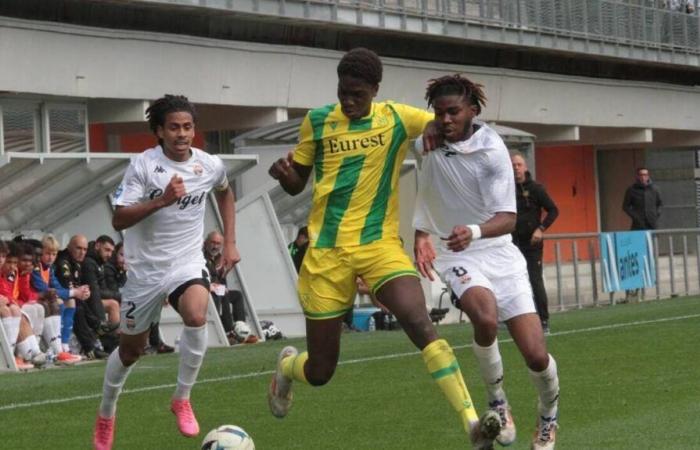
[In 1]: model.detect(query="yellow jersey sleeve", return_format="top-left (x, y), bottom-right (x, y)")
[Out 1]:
top-left (293, 113), bottom-right (316, 166)
top-left (389, 103), bottom-right (434, 139)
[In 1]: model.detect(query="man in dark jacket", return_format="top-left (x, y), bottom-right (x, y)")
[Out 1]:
top-left (55, 235), bottom-right (108, 359)
top-left (511, 154), bottom-right (559, 333)
top-left (622, 167), bottom-right (662, 301)
top-left (623, 167), bottom-right (662, 231)
top-left (83, 235), bottom-right (121, 352)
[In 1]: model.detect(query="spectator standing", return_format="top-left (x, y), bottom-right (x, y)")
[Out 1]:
top-left (622, 167), bottom-right (662, 301)
top-left (287, 226), bottom-right (309, 273)
top-left (623, 167), bottom-right (662, 231)
top-left (511, 153), bottom-right (559, 333)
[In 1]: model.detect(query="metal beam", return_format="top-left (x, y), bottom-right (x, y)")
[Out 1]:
top-left (21, 161), bottom-right (126, 230)
top-left (0, 160), bottom-right (84, 213)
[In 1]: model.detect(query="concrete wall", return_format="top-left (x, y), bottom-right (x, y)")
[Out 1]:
top-left (2, 17), bottom-right (700, 132)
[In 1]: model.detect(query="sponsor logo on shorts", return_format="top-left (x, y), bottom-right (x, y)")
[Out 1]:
top-left (126, 318), bottom-right (136, 330)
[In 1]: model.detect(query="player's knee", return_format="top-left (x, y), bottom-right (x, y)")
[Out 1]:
top-left (525, 351), bottom-right (549, 372)
top-left (119, 345), bottom-right (144, 366)
top-left (472, 314), bottom-right (498, 335)
top-left (183, 313), bottom-right (207, 327)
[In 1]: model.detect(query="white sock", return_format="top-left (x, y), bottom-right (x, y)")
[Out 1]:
top-left (16, 334), bottom-right (42, 360)
top-left (528, 354), bottom-right (560, 419)
top-left (42, 315), bottom-right (63, 355)
top-left (2, 317), bottom-right (20, 351)
top-left (472, 338), bottom-right (506, 404)
top-left (99, 349), bottom-right (134, 418)
top-left (174, 325), bottom-right (207, 400)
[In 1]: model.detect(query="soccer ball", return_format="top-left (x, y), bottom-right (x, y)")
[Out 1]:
top-left (232, 321), bottom-right (251, 343)
top-left (201, 425), bottom-right (255, 450)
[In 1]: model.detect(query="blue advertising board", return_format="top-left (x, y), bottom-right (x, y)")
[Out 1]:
top-left (600, 231), bottom-right (656, 292)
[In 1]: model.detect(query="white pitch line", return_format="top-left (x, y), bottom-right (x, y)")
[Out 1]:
top-left (1, 312), bottom-right (698, 412)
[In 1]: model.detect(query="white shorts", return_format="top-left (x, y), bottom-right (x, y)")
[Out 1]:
top-left (434, 243), bottom-right (536, 322)
top-left (120, 262), bottom-right (209, 335)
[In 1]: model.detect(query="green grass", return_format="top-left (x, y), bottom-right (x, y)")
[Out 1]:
top-left (1, 296), bottom-right (700, 449)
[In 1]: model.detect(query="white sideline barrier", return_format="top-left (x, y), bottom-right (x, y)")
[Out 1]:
top-left (158, 296), bottom-right (229, 349)
top-left (0, 322), bottom-right (17, 372)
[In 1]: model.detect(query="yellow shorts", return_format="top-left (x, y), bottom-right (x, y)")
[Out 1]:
top-left (297, 238), bottom-right (418, 320)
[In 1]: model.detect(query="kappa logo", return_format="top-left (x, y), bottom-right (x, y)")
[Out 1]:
top-left (154, 165), bottom-right (166, 174)
top-left (442, 148), bottom-right (457, 157)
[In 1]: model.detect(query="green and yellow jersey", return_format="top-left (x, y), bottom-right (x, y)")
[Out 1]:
top-left (293, 101), bottom-right (433, 248)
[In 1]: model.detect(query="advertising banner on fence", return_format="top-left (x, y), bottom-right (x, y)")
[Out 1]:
top-left (600, 231), bottom-right (656, 292)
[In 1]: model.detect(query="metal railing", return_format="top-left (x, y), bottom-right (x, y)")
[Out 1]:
top-left (341, 0), bottom-right (700, 52)
top-left (544, 228), bottom-right (700, 311)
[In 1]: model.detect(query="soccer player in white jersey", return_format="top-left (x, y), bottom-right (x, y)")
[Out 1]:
top-left (413, 75), bottom-right (560, 450)
top-left (93, 95), bottom-right (240, 450)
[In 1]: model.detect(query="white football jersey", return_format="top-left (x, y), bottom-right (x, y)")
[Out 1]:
top-left (413, 122), bottom-right (515, 253)
top-left (112, 146), bottom-right (229, 278)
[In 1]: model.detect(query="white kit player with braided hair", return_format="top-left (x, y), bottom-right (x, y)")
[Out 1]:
top-left (413, 74), bottom-right (560, 450)
top-left (93, 95), bottom-right (240, 450)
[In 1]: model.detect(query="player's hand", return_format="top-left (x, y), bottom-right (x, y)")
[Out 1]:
top-left (530, 228), bottom-right (544, 246)
top-left (414, 231), bottom-right (437, 281)
top-left (445, 225), bottom-right (474, 252)
top-left (217, 242), bottom-right (241, 276)
top-left (421, 121), bottom-right (443, 153)
top-left (76, 285), bottom-right (91, 300)
top-left (269, 151), bottom-right (295, 180)
top-left (161, 174), bottom-right (186, 206)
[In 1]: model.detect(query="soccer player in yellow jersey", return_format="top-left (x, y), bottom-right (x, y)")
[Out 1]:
top-left (267, 48), bottom-right (500, 448)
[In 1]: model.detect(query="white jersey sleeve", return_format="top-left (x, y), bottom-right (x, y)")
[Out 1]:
top-left (480, 145), bottom-right (516, 215)
top-left (212, 155), bottom-right (229, 192)
top-left (112, 156), bottom-right (147, 207)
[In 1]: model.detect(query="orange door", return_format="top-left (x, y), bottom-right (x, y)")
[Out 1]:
top-left (535, 145), bottom-right (598, 262)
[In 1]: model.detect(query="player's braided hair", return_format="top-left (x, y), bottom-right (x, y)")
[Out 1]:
top-left (425, 74), bottom-right (487, 115)
top-left (145, 94), bottom-right (197, 135)
top-left (337, 48), bottom-right (383, 85)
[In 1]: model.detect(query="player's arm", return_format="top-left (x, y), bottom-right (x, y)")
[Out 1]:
top-left (414, 229), bottom-right (437, 281)
top-left (268, 151), bottom-right (312, 196)
top-left (444, 212), bottom-right (516, 252)
top-left (113, 174), bottom-right (185, 230)
top-left (214, 185), bottom-right (241, 275)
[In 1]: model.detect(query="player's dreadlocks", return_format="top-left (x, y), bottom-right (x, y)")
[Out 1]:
top-left (337, 48), bottom-right (383, 85)
top-left (145, 94), bottom-right (197, 135)
top-left (425, 74), bottom-right (487, 115)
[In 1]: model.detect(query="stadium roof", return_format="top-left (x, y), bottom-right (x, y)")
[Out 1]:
top-left (0, 152), bottom-right (258, 233)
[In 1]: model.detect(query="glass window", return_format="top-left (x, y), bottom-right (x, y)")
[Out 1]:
top-left (2, 104), bottom-right (38, 153)
top-left (48, 106), bottom-right (87, 152)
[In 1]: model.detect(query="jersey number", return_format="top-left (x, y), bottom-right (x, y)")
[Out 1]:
top-left (125, 301), bottom-right (136, 320)
top-left (452, 266), bottom-right (468, 277)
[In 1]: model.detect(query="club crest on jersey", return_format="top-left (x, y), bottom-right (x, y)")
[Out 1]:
top-left (192, 163), bottom-right (203, 176)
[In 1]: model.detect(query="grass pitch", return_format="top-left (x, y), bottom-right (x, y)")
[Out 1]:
top-left (1, 296), bottom-right (699, 449)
